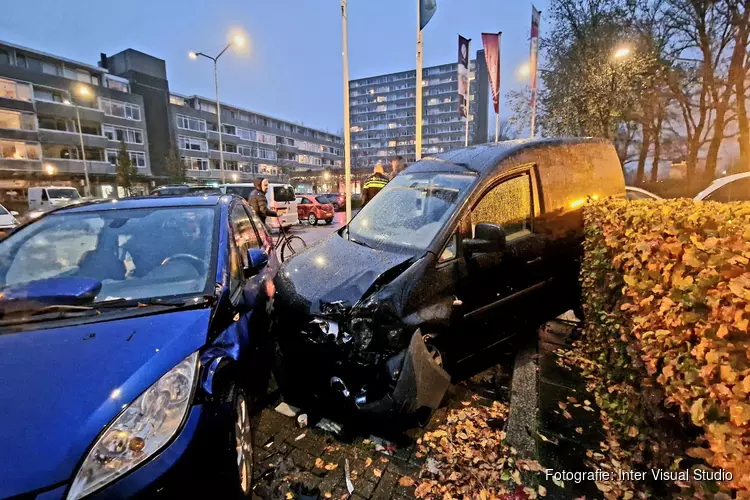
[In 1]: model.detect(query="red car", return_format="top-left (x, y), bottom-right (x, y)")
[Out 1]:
top-left (296, 194), bottom-right (335, 225)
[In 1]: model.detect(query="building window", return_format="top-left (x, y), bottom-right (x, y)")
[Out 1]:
top-left (176, 114), bottom-right (206, 132)
top-left (0, 50), bottom-right (9, 65)
top-left (0, 78), bottom-right (33, 102)
top-left (102, 125), bottom-right (144, 144)
top-left (238, 145), bottom-right (253, 157)
top-left (42, 61), bottom-right (61, 76)
top-left (222, 124), bottom-right (237, 135)
top-left (178, 135), bottom-right (208, 152)
top-left (170, 95), bottom-right (185, 106)
top-left (0, 140), bottom-right (41, 160)
top-left (223, 143), bottom-right (237, 154)
top-left (99, 98), bottom-right (141, 121)
top-left (38, 116), bottom-right (75, 132)
top-left (257, 132), bottom-right (276, 145)
top-left (257, 148), bottom-right (277, 160)
top-left (237, 127), bottom-right (256, 141)
top-left (106, 149), bottom-right (147, 168)
top-left (33, 87), bottom-right (65, 103)
top-left (199, 101), bottom-right (217, 114)
top-left (105, 78), bottom-right (129, 93)
top-left (182, 156), bottom-right (209, 171)
top-left (0, 109), bottom-right (36, 131)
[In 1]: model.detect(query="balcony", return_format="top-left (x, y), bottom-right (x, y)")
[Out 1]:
top-left (35, 101), bottom-right (104, 123)
top-left (185, 169), bottom-right (255, 182)
top-left (41, 158), bottom-right (115, 175)
top-left (38, 129), bottom-right (109, 149)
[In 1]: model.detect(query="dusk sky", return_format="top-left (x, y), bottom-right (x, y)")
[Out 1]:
top-left (0, 0), bottom-right (549, 137)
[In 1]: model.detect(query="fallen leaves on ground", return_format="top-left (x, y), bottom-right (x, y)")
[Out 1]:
top-left (399, 476), bottom-right (416, 487)
top-left (364, 457), bottom-right (373, 468)
top-left (415, 401), bottom-right (535, 499)
top-left (314, 458), bottom-right (325, 469)
top-left (372, 468), bottom-right (382, 478)
top-left (324, 462), bottom-right (338, 471)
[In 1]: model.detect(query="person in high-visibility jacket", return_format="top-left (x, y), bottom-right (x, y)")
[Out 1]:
top-left (361, 163), bottom-right (389, 207)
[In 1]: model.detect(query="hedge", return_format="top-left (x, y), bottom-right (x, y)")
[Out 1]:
top-left (580, 198), bottom-right (750, 496)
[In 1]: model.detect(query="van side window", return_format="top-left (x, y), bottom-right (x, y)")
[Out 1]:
top-left (471, 173), bottom-right (532, 240)
top-left (41, 190), bottom-right (48, 201)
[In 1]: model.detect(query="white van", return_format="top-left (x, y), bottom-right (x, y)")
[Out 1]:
top-left (219, 182), bottom-right (299, 229)
top-left (28, 186), bottom-right (82, 211)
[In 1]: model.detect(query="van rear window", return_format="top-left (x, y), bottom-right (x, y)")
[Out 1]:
top-left (225, 186), bottom-right (253, 199)
top-left (273, 186), bottom-right (295, 202)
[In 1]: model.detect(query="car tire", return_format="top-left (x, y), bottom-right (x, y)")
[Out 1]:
top-left (325, 218), bottom-right (333, 225)
top-left (228, 385), bottom-right (254, 498)
top-left (307, 213), bottom-right (318, 225)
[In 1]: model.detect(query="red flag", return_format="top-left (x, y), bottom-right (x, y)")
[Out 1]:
top-left (481, 33), bottom-right (501, 114)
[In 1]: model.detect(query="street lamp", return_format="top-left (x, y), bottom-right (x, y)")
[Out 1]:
top-left (189, 33), bottom-right (247, 184)
top-left (519, 63), bottom-right (531, 77)
top-left (613, 47), bottom-right (631, 60)
top-left (44, 163), bottom-right (56, 176)
top-left (63, 84), bottom-right (93, 197)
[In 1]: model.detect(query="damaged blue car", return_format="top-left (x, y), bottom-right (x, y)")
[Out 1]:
top-left (0, 195), bottom-right (277, 499)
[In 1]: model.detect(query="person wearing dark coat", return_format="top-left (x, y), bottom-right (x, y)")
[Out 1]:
top-left (361, 163), bottom-right (389, 207)
top-left (249, 177), bottom-right (277, 224)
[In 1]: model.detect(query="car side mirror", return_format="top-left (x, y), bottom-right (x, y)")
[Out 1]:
top-left (10, 211), bottom-right (18, 217)
top-left (462, 223), bottom-right (506, 254)
top-left (244, 248), bottom-right (269, 278)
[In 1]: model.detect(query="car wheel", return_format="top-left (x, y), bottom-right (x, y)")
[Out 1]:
top-left (233, 387), bottom-right (254, 497)
top-left (325, 218), bottom-right (333, 225)
top-left (307, 213), bottom-right (318, 225)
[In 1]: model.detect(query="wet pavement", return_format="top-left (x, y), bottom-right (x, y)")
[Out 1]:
top-left (250, 356), bottom-right (514, 500)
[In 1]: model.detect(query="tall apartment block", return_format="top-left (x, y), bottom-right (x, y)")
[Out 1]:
top-left (0, 40), bottom-right (151, 200)
top-left (349, 50), bottom-right (489, 168)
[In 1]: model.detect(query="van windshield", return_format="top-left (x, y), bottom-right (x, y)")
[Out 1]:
top-left (47, 189), bottom-right (80, 200)
top-left (273, 186), bottom-right (295, 202)
top-left (348, 172), bottom-right (474, 253)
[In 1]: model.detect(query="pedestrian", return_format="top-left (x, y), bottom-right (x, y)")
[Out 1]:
top-left (361, 163), bottom-right (389, 207)
top-left (389, 155), bottom-right (407, 180)
top-left (249, 177), bottom-right (278, 224)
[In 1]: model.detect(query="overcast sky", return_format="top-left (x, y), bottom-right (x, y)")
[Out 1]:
top-left (0, 0), bottom-right (549, 136)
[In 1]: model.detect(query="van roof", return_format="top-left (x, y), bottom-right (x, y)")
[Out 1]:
top-left (29, 186), bottom-right (79, 190)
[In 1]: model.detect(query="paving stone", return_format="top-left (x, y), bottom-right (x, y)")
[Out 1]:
top-left (317, 472), bottom-right (343, 496)
top-left (289, 447), bottom-right (318, 471)
top-left (370, 470), bottom-right (399, 500)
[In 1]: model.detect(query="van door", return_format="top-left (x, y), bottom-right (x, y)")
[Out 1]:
top-left (40, 189), bottom-right (50, 209)
top-left (459, 168), bottom-right (547, 346)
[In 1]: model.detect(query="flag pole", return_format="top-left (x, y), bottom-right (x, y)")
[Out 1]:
top-left (416, 0), bottom-right (423, 161)
top-left (464, 40), bottom-right (471, 148)
top-left (341, 0), bottom-right (352, 223)
top-left (495, 33), bottom-right (501, 143)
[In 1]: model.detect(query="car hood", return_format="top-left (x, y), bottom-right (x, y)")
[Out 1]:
top-left (0, 308), bottom-right (210, 498)
top-left (276, 232), bottom-right (414, 316)
top-left (0, 213), bottom-right (17, 227)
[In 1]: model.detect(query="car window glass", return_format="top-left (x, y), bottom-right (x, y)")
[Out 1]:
top-left (626, 190), bottom-right (652, 200)
top-left (273, 185), bottom-right (295, 202)
top-left (316, 196), bottom-right (330, 204)
top-left (231, 204), bottom-right (260, 266)
top-left (472, 173), bottom-right (532, 241)
top-left (706, 178), bottom-right (750, 202)
top-left (245, 206), bottom-right (269, 241)
top-left (41, 190), bottom-right (48, 201)
top-left (439, 234), bottom-right (458, 263)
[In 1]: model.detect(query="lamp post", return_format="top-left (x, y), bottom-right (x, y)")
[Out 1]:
top-left (190, 34), bottom-right (245, 184)
top-left (64, 85), bottom-right (93, 197)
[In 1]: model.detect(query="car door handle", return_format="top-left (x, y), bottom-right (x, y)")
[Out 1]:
top-left (526, 257), bottom-right (542, 264)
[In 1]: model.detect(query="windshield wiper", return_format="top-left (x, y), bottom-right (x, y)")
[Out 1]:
top-left (95, 295), bottom-right (213, 309)
top-left (348, 236), bottom-right (373, 249)
top-left (0, 307), bottom-right (101, 328)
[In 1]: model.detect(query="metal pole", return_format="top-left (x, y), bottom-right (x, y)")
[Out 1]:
top-left (495, 113), bottom-right (500, 143)
top-left (495, 33), bottom-right (502, 144)
top-left (530, 96), bottom-right (537, 138)
top-left (415, 0), bottom-right (423, 161)
top-left (74, 103), bottom-right (91, 196)
top-left (342, 0), bottom-right (352, 223)
top-left (214, 59), bottom-right (226, 184)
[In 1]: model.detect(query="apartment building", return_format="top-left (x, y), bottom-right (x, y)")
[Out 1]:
top-left (0, 40), bottom-right (152, 199)
top-left (102, 48), bottom-right (343, 184)
top-left (349, 51), bottom-right (489, 167)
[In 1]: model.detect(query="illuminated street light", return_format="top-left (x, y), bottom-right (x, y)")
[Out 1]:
top-left (65, 84), bottom-right (95, 196)
top-left (613, 47), bottom-right (631, 60)
top-left (44, 163), bottom-right (56, 175)
top-left (189, 30), bottom-right (247, 184)
top-left (323, 171), bottom-right (331, 180)
top-left (519, 63), bottom-right (531, 77)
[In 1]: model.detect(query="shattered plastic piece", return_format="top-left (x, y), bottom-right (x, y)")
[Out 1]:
top-left (297, 413), bottom-right (308, 428)
top-left (294, 433), bottom-right (306, 441)
top-left (274, 402), bottom-right (300, 418)
top-left (262, 436), bottom-right (275, 448)
top-left (316, 418), bottom-right (343, 434)
top-left (330, 377), bottom-right (350, 398)
top-left (344, 459), bottom-right (355, 494)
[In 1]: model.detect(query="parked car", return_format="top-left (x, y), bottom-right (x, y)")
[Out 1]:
top-left (625, 186), bottom-right (662, 200)
top-left (296, 194), bottom-right (335, 225)
top-left (322, 192), bottom-right (344, 211)
top-left (273, 138), bottom-right (625, 424)
top-left (695, 172), bottom-right (750, 202)
top-left (150, 184), bottom-right (223, 196)
top-left (266, 183), bottom-right (299, 230)
top-left (0, 203), bottom-right (20, 237)
top-left (28, 186), bottom-right (81, 211)
top-left (0, 194), bottom-right (278, 499)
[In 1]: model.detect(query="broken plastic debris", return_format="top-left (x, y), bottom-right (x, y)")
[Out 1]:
top-left (262, 436), bottom-right (275, 448)
top-left (294, 433), bottom-right (306, 441)
top-left (344, 459), bottom-right (355, 494)
top-left (274, 402), bottom-right (300, 418)
top-left (297, 413), bottom-right (308, 428)
top-left (316, 418), bottom-right (343, 434)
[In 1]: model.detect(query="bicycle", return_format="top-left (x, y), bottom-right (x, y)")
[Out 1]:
top-left (272, 216), bottom-right (306, 262)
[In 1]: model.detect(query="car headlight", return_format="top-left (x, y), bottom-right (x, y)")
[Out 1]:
top-left (67, 352), bottom-right (199, 500)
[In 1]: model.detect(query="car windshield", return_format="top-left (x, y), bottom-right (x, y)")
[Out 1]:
top-left (315, 196), bottom-right (331, 204)
top-left (48, 189), bottom-right (80, 199)
top-left (273, 186), bottom-right (295, 202)
top-left (348, 172), bottom-right (474, 252)
top-left (0, 206), bottom-right (216, 304)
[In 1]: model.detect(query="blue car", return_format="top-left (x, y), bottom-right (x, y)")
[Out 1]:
top-left (0, 195), bottom-right (278, 499)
